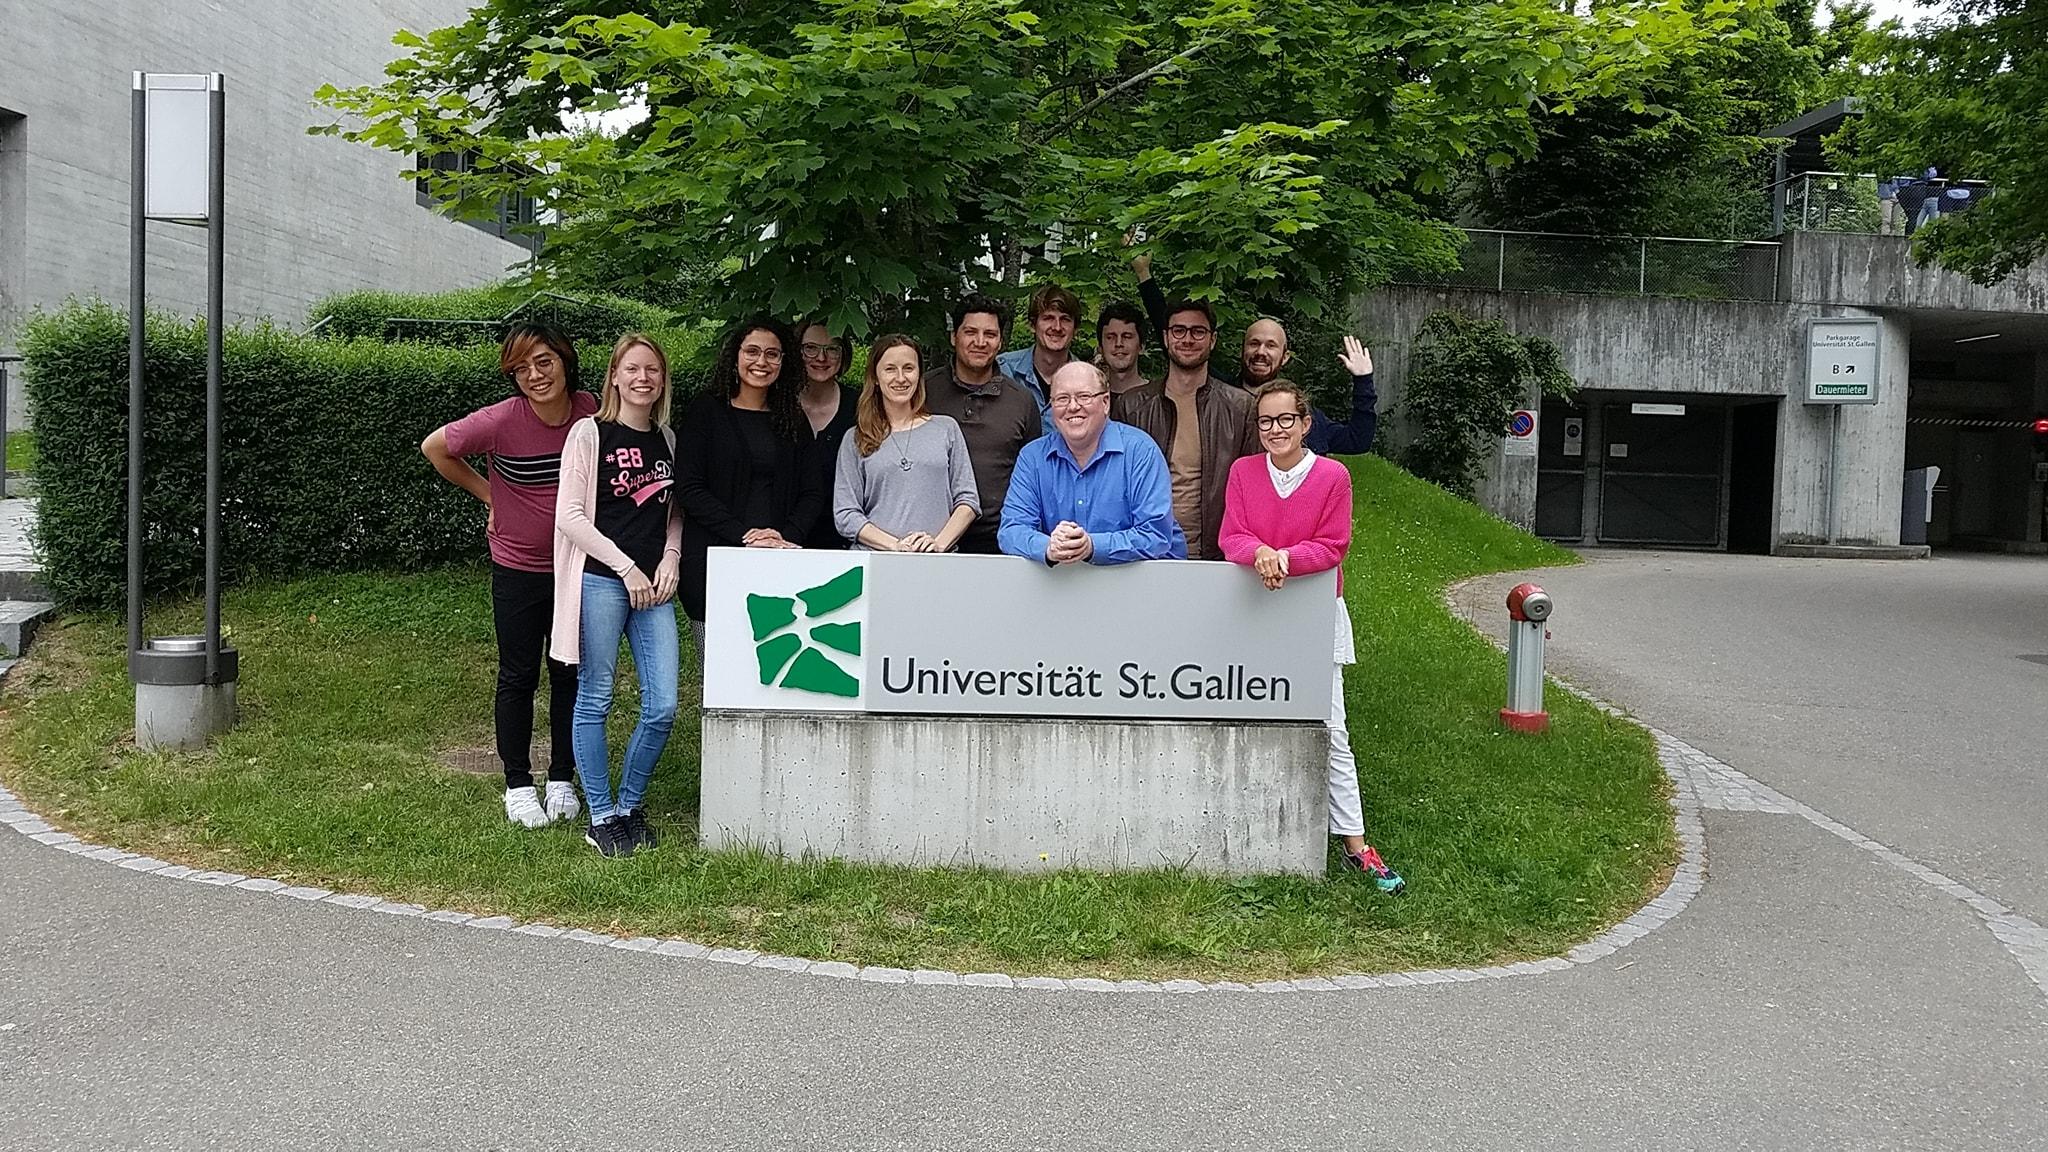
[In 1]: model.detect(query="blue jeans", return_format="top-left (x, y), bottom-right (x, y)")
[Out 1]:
top-left (573, 572), bottom-right (680, 824)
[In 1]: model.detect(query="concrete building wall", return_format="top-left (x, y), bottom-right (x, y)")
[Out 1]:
top-left (701, 712), bottom-right (1330, 876)
top-left (0, 0), bottom-right (526, 366)
top-left (1780, 232), bottom-right (2048, 313)
top-left (1355, 285), bottom-right (1912, 548)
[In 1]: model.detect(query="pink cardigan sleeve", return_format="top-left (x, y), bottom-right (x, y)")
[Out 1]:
top-left (1280, 460), bottom-right (1354, 576)
top-left (1217, 459), bottom-right (1265, 567)
top-left (554, 419), bottom-right (641, 578)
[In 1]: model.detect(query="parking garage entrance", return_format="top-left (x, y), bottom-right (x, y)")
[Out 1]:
top-left (1535, 394), bottom-right (1779, 552)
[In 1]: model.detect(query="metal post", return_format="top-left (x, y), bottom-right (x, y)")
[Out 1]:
top-left (203, 76), bottom-right (224, 685)
top-left (127, 74), bottom-right (146, 660)
top-left (1496, 232), bottom-right (1507, 290)
top-left (0, 359), bottom-right (10, 500)
top-left (1826, 403), bottom-right (1842, 543)
top-left (1638, 240), bottom-right (1647, 295)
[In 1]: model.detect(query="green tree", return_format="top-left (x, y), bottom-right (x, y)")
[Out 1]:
top-left (1461, 0), bottom-right (1816, 240)
top-left (1842, 0), bottom-right (2048, 283)
top-left (316, 0), bottom-right (1723, 336)
top-left (1398, 310), bottom-right (1574, 500)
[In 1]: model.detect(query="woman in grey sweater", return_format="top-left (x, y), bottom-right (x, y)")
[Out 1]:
top-left (833, 335), bottom-right (980, 551)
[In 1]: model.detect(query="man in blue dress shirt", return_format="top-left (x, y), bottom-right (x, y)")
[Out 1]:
top-left (997, 362), bottom-right (1187, 566)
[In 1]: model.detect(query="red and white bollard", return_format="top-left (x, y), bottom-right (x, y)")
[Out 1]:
top-left (1499, 582), bottom-right (1552, 733)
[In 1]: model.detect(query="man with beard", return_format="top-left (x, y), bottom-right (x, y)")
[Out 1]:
top-left (1133, 251), bottom-right (1380, 454)
top-left (995, 282), bottom-right (1081, 437)
top-left (1095, 300), bottom-right (1149, 395)
top-left (923, 293), bottom-right (1042, 554)
top-left (1111, 297), bottom-right (1259, 560)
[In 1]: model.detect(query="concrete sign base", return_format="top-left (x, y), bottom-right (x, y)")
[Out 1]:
top-left (701, 711), bottom-right (1330, 876)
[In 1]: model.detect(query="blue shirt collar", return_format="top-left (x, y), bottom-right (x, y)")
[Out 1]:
top-left (1039, 420), bottom-right (1133, 471)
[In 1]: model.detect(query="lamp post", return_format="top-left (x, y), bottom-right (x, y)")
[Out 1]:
top-left (127, 72), bottom-right (239, 750)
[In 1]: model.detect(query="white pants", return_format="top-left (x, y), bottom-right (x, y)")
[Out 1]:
top-left (1326, 663), bottom-right (1364, 836)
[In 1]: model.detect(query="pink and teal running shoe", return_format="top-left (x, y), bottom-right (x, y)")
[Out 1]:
top-left (1341, 843), bottom-right (1406, 895)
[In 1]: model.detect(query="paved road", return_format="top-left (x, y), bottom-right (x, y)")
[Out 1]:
top-left (5, 550), bottom-right (2047, 1150)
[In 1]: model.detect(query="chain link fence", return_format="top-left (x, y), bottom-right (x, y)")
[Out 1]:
top-left (1401, 230), bottom-right (1782, 301)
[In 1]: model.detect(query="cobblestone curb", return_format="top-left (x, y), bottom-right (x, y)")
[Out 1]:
top-left (0, 731), bottom-right (1708, 995)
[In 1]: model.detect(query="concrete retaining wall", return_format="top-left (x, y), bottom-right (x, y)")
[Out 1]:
top-left (701, 711), bottom-right (1330, 876)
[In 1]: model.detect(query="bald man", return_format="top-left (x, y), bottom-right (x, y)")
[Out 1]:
top-left (1132, 252), bottom-right (1380, 455)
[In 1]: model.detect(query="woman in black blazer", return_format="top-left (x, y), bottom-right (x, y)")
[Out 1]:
top-left (676, 315), bottom-right (824, 667)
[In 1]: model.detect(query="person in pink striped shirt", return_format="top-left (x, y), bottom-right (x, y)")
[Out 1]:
top-left (1218, 381), bottom-right (1405, 893)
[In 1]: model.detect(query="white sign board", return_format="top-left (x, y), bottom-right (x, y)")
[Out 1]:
top-left (1562, 417), bottom-right (1583, 457)
top-left (1631, 403), bottom-right (1686, 416)
top-left (1805, 318), bottom-right (1881, 405)
top-left (1503, 408), bottom-right (1538, 457)
top-left (141, 73), bottom-right (216, 223)
top-left (704, 550), bottom-right (1336, 722)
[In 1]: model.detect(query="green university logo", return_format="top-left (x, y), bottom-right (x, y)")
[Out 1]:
top-left (746, 566), bottom-right (863, 698)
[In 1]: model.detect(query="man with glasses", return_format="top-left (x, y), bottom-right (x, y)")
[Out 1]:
top-left (996, 283), bottom-right (1083, 436)
top-left (1132, 250), bottom-right (1379, 455)
top-left (998, 362), bottom-right (1185, 565)
top-left (1111, 298), bottom-right (1259, 560)
top-left (924, 294), bottom-right (1042, 554)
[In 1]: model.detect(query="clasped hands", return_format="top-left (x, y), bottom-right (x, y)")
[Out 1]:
top-left (1046, 521), bottom-right (1095, 565)
top-left (623, 555), bottom-right (681, 610)
top-left (1253, 545), bottom-right (1290, 590)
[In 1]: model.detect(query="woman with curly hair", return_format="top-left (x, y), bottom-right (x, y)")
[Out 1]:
top-left (675, 314), bottom-right (825, 669)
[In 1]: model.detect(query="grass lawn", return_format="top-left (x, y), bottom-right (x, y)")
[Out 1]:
top-left (5, 429), bottom-right (33, 476)
top-left (0, 457), bottom-right (1672, 980)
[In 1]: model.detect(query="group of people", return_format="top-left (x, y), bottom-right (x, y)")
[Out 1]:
top-left (422, 265), bottom-right (1403, 892)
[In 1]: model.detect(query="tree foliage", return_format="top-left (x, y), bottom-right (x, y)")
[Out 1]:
top-left (1462, 0), bottom-right (1818, 240)
top-left (316, 0), bottom-right (1723, 335)
top-left (1398, 310), bottom-right (1574, 500)
top-left (1843, 0), bottom-right (2048, 282)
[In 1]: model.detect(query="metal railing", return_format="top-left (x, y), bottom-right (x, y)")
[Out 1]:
top-left (1771, 170), bottom-right (1994, 236)
top-left (1397, 229), bottom-right (1783, 302)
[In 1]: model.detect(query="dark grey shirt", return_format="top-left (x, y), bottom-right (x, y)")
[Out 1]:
top-left (833, 415), bottom-right (980, 549)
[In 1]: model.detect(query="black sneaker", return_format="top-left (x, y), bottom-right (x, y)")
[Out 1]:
top-left (584, 817), bottom-right (633, 859)
top-left (622, 808), bottom-right (658, 852)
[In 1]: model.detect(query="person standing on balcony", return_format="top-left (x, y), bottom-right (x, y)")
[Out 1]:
top-left (1219, 380), bottom-right (1405, 893)
top-left (421, 322), bottom-right (596, 831)
top-left (923, 294), bottom-right (1041, 555)
top-left (1131, 249), bottom-right (1380, 454)
top-left (1112, 297), bottom-right (1260, 560)
top-left (996, 283), bottom-right (1082, 436)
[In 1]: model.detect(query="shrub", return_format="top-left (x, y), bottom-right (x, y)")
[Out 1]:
top-left (1398, 310), bottom-right (1575, 499)
top-left (21, 302), bottom-right (711, 609)
top-left (306, 285), bottom-right (679, 345)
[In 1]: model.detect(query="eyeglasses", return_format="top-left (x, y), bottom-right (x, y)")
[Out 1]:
top-left (739, 346), bottom-right (784, 362)
top-left (1165, 324), bottom-right (1213, 340)
top-left (1050, 390), bottom-right (1109, 409)
top-left (512, 354), bottom-right (556, 378)
top-left (800, 343), bottom-right (841, 360)
top-left (1256, 413), bottom-right (1305, 431)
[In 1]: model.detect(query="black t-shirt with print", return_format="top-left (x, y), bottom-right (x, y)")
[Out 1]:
top-left (584, 420), bottom-right (675, 580)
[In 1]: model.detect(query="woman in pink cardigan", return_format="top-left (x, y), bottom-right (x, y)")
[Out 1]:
top-left (1219, 381), bottom-right (1405, 893)
top-left (553, 334), bottom-right (684, 859)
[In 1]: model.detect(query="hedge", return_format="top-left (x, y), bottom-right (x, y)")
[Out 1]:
top-left (306, 285), bottom-right (680, 345)
top-left (21, 302), bottom-right (711, 609)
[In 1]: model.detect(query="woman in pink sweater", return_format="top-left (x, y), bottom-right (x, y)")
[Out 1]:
top-left (1219, 381), bottom-right (1405, 893)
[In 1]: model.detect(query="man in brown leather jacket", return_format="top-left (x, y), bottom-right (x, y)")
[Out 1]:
top-left (1111, 297), bottom-right (1259, 559)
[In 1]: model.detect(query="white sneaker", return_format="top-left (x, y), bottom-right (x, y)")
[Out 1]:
top-left (503, 786), bottom-right (549, 829)
top-left (543, 780), bottom-right (582, 823)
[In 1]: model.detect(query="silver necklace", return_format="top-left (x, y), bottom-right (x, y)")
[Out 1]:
top-left (884, 425), bottom-right (914, 471)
